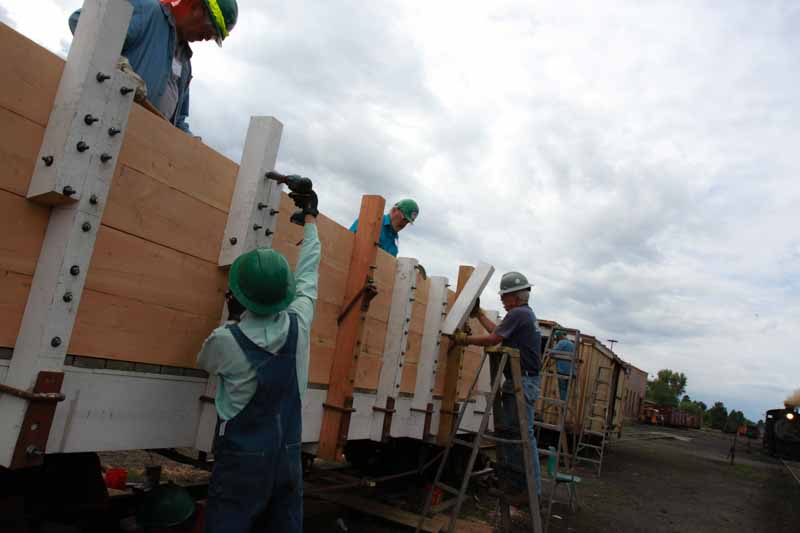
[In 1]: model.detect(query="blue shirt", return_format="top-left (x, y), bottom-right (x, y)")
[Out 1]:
top-left (69, 0), bottom-right (193, 133)
top-left (554, 339), bottom-right (576, 375)
top-left (349, 214), bottom-right (399, 256)
top-left (494, 305), bottom-right (542, 374)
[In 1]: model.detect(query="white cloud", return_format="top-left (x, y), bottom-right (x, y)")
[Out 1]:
top-left (4, 0), bottom-right (799, 421)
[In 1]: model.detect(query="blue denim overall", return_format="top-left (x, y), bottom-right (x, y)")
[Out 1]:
top-left (205, 314), bottom-right (303, 532)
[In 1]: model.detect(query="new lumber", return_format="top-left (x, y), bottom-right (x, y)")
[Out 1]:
top-left (317, 195), bottom-right (385, 460)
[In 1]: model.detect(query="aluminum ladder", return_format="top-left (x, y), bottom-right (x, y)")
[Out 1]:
top-left (536, 330), bottom-right (581, 529)
top-left (573, 365), bottom-right (613, 476)
top-left (416, 346), bottom-right (543, 533)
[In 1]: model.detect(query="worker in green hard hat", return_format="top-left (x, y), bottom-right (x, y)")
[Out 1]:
top-left (198, 185), bottom-right (319, 532)
top-left (553, 329), bottom-right (576, 402)
top-left (452, 271), bottom-right (544, 497)
top-left (349, 198), bottom-right (419, 257)
top-left (69, 0), bottom-right (238, 134)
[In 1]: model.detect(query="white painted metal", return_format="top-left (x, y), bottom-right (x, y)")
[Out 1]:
top-left (217, 116), bottom-right (284, 267)
top-left (46, 367), bottom-right (207, 453)
top-left (196, 117), bottom-right (285, 452)
top-left (28, 0), bottom-right (134, 203)
top-left (0, 4), bottom-right (136, 466)
top-left (440, 262), bottom-right (495, 336)
top-left (368, 258), bottom-right (417, 441)
top-left (404, 276), bottom-right (449, 440)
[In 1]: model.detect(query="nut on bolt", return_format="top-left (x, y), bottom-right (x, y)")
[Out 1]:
top-left (81, 222), bottom-right (92, 232)
top-left (51, 336), bottom-right (62, 347)
top-left (41, 156), bottom-right (54, 166)
top-left (62, 186), bottom-right (76, 196)
top-left (63, 292), bottom-right (73, 303)
top-left (84, 114), bottom-right (99, 125)
top-left (100, 153), bottom-right (112, 163)
top-left (96, 72), bottom-right (111, 83)
top-left (70, 265), bottom-right (80, 276)
top-left (108, 127), bottom-right (121, 136)
top-left (76, 141), bottom-right (89, 152)
top-left (120, 86), bottom-right (134, 96)
top-left (89, 194), bottom-right (99, 205)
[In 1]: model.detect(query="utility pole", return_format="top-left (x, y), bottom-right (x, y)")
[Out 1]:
top-left (607, 339), bottom-right (618, 351)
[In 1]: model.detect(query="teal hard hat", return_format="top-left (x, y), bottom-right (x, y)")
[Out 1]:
top-left (229, 248), bottom-right (296, 315)
top-left (136, 484), bottom-right (195, 528)
top-left (499, 271), bottom-right (532, 295)
top-left (201, 0), bottom-right (238, 45)
top-left (554, 329), bottom-right (567, 337)
top-left (394, 199), bottom-right (419, 223)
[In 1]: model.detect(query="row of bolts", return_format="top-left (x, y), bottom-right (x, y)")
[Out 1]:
top-left (45, 72), bottom-right (132, 349)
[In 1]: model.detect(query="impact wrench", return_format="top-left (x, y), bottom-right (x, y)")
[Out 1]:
top-left (266, 170), bottom-right (313, 226)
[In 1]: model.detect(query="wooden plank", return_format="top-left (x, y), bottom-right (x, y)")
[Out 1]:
top-left (369, 257), bottom-right (417, 441)
top-left (0, 0), bottom-right (136, 468)
top-left (440, 262), bottom-right (495, 335)
top-left (317, 195), bottom-right (385, 461)
top-left (437, 265), bottom-right (474, 445)
top-left (0, 271), bottom-right (32, 349)
top-left (313, 492), bottom-right (449, 533)
top-left (0, 189), bottom-right (49, 277)
top-left (0, 105), bottom-right (44, 196)
top-left (0, 23), bottom-right (62, 126)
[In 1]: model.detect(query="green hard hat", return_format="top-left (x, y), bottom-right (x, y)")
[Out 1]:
top-left (137, 484), bottom-right (195, 528)
top-left (554, 329), bottom-right (567, 337)
top-left (201, 0), bottom-right (238, 44)
top-left (394, 199), bottom-right (419, 223)
top-left (499, 271), bottom-right (532, 295)
top-left (229, 248), bottom-right (296, 315)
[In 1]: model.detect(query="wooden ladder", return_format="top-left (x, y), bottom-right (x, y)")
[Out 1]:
top-left (416, 346), bottom-right (543, 533)
top-left (573, 365), bottom-right (613, 476)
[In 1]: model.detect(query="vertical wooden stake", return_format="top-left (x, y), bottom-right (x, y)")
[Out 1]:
top-left (0, 0), bottom-right (135, 468)
top-left (195, 116), bottom-right (284, 453)
top-left (436, 265), bottom-right (474, 446)
top-left (317, 195), bottom-right (385, 461)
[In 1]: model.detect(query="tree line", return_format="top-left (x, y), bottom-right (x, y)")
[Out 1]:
top-left (645, 369), bottom-right (759, 431)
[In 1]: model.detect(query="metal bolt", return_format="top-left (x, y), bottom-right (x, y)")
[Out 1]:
top-left (229, 237), bottom-right (238, 245)
top-left (409, 298), bottom-right (415, 302)
top-left (63, 292), bottom-right (73, 303)
top-left (96, 72), bottom-right (111, 83)
top-left (70, 265), bottom-right (80, 276)
top-left (82, 222), bottom-right (92, 232)
top-left (41, 155), bottom-right (54, 166)
top-left (62, 186), bottom-right (76, 196)
top-left (270, 209), bottom-right (279, 216)
top-left (257, 202), bottom-right (267, 210)
top-left (253, 224), bottom-right (263, 231)
top-left (265, 229), bottom-right (274, 236)
top-left (84, 114), bottom-right (99, 125)
top-left (89, 194), bottom-right (98, 205)
top-left (51, 336), bottom-right (62, 347)
top-left (108, 127), bottom-right (121, 136)
top-left (100, 153), bottom-right (112, 163)
top-left (26, 446), bottom-right (44, 457)
top-left (76, 141), bottom-right (89, 152)
top-left (120, 86), bottom-right (134, 95)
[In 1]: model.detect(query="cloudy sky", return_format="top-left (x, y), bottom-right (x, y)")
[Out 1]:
top-left (3, 0), bottom-right (798, 421)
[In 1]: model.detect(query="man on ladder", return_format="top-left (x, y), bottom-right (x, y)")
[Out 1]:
top-left (553, 329), bottom-right (575, 402)
top-left (454, 271), bottom-right (543, 499)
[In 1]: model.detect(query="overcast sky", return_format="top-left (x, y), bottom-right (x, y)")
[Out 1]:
top-left (3, 0), bottom-right (798, 421)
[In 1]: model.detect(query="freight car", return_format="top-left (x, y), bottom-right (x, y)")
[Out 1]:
top-left (764, 408), bottom-right (800, 460)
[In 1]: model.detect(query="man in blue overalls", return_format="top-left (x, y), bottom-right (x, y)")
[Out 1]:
top-left (198, 187), bottom-right (320, 532)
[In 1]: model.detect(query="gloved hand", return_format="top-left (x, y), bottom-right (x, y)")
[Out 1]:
top-left (288, 190), bottom-right (318, 225)
top-left (470, 297), bottom-right (481, 318)
top-left (451, 330), bottom-right (469, 346)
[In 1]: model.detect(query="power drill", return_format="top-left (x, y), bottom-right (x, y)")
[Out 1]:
top-left (266, 170), bottom-right (313, 225)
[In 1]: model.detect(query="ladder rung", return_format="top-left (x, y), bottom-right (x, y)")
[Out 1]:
top-left (547, 352), bottom-right (576, 362)
top-left (452, 438), bottom-right (473, 448)
top-left (541, 397), bottom-right (567, 406)
top-left (583, 430), bottom-right (605, 437)
top-left (430, 498), bottom-right (458, 514)
top-left (482, 433), bottom-right (524, 445)
top-left (588, 416), bottom-right (606, 421)
top-left (596, 380), bottom-right (609, 385)
top-left (436, 482), bottom-right (460, 495)
top-left (533, 421), bottom-right (562, 432)
top-left (576, 457), bottom-right (602, 464)
top-left (470, 467), bottom-right (494, 478)
top-left (540, 372), bottom-right (572, 380)
top-left (538, 448), bottom-right (558, 457)
top-left (577, 443), bottom-right (603, 450)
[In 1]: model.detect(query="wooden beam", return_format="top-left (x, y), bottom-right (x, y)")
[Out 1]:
top-left (317, 195), bottom-right (385, 460)
top-left (436, 265), bottom-right (474, 445)
top-left (0, 0), bottom-right (135, 468)
top-left (369, 257), bottom-right (417, 441)
top-left (406, 276), bottom-right (448, 440)
top-left (440, 262), bottom-right (495, 336)
top-left (196, 117), bottom-right (284, 452)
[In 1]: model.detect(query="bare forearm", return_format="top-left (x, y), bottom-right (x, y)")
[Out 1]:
top-left (466, 333), bottom-right (503, 346)
top-left (476, 312), bottom-right (495, 333)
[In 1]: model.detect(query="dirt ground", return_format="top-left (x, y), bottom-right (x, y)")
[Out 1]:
top-left (97, 423), bottom-right (800, 532)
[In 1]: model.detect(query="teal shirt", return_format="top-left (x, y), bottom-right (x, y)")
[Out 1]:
top-left (349, 214), bottom-right (399, 256)
top-left (197, 224), bottom-right (321, 420)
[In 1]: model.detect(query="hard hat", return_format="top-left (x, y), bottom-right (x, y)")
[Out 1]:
top-left (499, 271), bottom-right (532, 295)
top-left (229, 248), bottom-right (296, 315)
top-left (554, 329), bottom-right (567, 337)
top-left (394, 199), bottom-right (419, 223)
top-left (136, 484), bottom-right (195, 528)
top-left (201, 0), bottom-right (238, 44)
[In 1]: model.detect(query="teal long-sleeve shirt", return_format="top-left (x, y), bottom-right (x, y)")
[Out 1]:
top-left (197, 223), bottom-right (321, 420)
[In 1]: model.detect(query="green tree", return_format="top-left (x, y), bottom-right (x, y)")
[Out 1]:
top-left (646, 369), bottom-right (688, 407)
top-left (706, 401), bottom-right (728, 430)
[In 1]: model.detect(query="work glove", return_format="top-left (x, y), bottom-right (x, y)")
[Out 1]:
top-left (288, 190), bottom-right (319, 225)
top-left (451, 330), bottom-right (469, 346)
top-left (469, 297), bottom-right (481, 318)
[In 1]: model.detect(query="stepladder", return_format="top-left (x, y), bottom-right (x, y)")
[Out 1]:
top-left (416, 346), bottom-right (543, 533)
top-left (573, 365), bottom-right (613, 476)
top-left (534, 331), bottom-right (581, 527)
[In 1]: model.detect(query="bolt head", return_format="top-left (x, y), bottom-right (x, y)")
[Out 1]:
top-left (63, 292), bottom-right (73, 302)
top-left (89, 194), bottom-right (99, 205)
top-left (81, 222), bottom-right (92, 232)
top-left (51, 336), bottom-right (62, 347)
top-left (69, 265), bottom-right (80, 276)
top-left (229, 237), bottom-right (238, 245)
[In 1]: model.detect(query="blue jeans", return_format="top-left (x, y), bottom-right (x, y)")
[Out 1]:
top-left (499, 374), bottom-right (542, 496)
